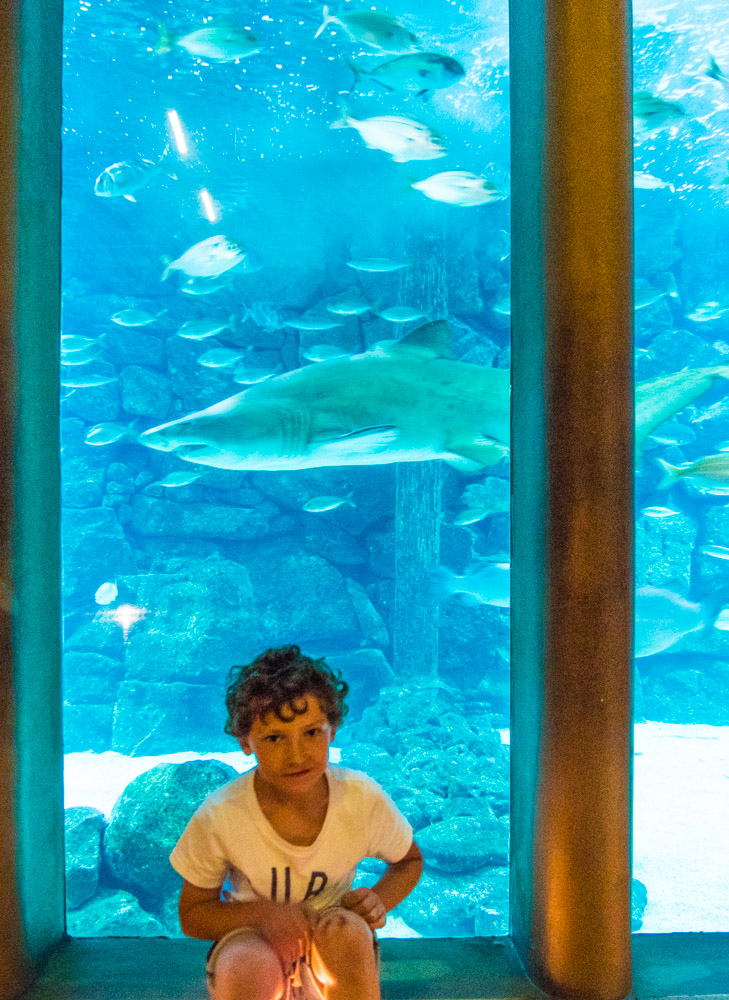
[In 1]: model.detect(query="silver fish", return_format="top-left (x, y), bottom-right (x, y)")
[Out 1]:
top-left (303, 493), bottom-right (355, 512)
top-left (61, 374), bottom-right (118, 388)
top-left (197, 348), bottom-right (245, 368)
top-left (641, 506), bottom-right (679, 518)
top-left (347, 53), bottom-right (465, 99)
top-left (633, 91), bottom-right (686, 130)
top-left (163, 235), bottom-right (247, 280)
top-left (156, 471), bottom-right (202, 487)
top-left (330, 113), bottom-right (445, 162)
top-left (61, 335), bottom-right (98, 353)
top-left (285, 317), bottom-right (344, 332)
top-left (635, 586), bottom-right (724, 657)
top-left (178, 316), bottom-right (235, 340)
top-left (633, 170), bottom-right (674, 191)
top-left (377, 305), bottom-right (427, 323)
top-left (326, 295), bottom-right (371, 316)
top-left (453, 507), bottom-right (491, 526)
top-left (316, 6), bottom-right (418, 53)
top-left (155, 23), bottom-right (259, 62)
top-left (111, 308), bottom-right (166, 327)
top-left (687, 301), bottom-right (729, 322)
top-left (302, 345), bottom-right (350, 362)
top-left (347, 257), bottom-right (408, 272)
top-left (699, 544), bottom-right (729, 561)
top-left (428, 561), bottom-right (511, 607)
top-left (180, 274), bottom-right (234, 296)
top-left (95, 151), bottom-right (173, 201)
top-left (85, 422), bottom-right (129, 446)
top-left (412, 171), bottom-right (508, 207)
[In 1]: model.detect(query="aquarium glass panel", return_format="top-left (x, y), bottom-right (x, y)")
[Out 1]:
top-left (632, 0), bottom-right (729, 933)
top-left (62, 0), bottom-right (511, 938)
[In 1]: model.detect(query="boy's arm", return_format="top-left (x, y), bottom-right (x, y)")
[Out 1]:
top-left (341, 839), bottom-right (423, 928)
top-left (371, 838), bottom-right (423, 911)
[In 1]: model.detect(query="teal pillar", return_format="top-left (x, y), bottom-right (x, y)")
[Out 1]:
top-left (508, 0), bottom-right (634, 995)
top-left (0, 0), bottom-right (64, 996)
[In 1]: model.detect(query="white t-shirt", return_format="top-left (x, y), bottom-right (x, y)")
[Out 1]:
top-left (169, 764), bottom-right (413, 912)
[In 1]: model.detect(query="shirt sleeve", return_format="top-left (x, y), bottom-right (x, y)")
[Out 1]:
top-left (169, 804), bottom-right (231, 889)
top-left (365, 780), bottom-right (414, 864)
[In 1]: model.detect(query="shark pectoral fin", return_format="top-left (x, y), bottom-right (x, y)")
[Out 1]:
top-left (312, 425), bottom-right (399, 454)
top-left (446, 439), bottom-right (509, 471)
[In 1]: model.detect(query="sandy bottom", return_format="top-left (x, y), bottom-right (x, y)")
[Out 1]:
top-left (64, 721), bottom-right (729, 935)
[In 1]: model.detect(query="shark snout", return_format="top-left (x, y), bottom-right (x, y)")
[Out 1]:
top-left (137, 419), bottom-right (207, 453)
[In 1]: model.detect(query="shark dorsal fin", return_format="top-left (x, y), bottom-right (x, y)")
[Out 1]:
top-left (395, 320), bottom-right (452, 359)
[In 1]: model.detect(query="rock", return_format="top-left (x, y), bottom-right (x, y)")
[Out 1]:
top-left (304, 522), bottom-right (367, 566)
top-left (66, 888), bottom-right (169, 937)
top-left (103, 328), bottom-right (166, 369)
top-left (639, 655), bottom-right (729, 724)
top-left (418, 816), bottom-right (508, 874)
top-left (119, 366), bottom-right (174, 419)
top-left (130, 496), bottom-right (272, 540)
top-left (63, 652), bottom-right (124, 705)
top-left (62, 508), bottom-right (138, 600)
top-left (635, 509), bottom-right (697, 590)
top-left (62, 363), bottom-right (121, 423)
top-left (65, 807), bottom-right (106, 909)
top-left (61, 455), bottom-right (107, 507)
top-left (247, 545), bottom-right (360, 647)
top-left (632, 877), bottom-right (648, 931)
top-left (327, 649), bottom-right (395, 722)
top-left (165, 335), bottom-right (232, 411)
top-left (394, 868), bottom-right (508, 937)
top-left (637, 329), bottom-right (722, 380)
top-left (336, 742), bottom-right (400, 788)
top-left (64, 616), bottom-right (128, 660)
top-left (112, 681), bottom-right (237, 755)
top-left (63, 704), bottom-right (114, 753)
top-left (104, 760), bottom-right (238, 909)
top-left (343, 579), bottom-right (390, 647)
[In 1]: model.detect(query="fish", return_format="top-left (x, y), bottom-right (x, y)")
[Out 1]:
top-left (316, 6), bottom-right (418, 53)
top-left (138, 335), bottom-right (729, 473)
top-left (412, 171), bottom-right (508, 207)
top-left (197, 348), bottom-right (245, 368)
top-left (61, 348), bottom-right (104, 367)
top-left (111, 308), bottom-right (166, 327)
top-left (633, 91), bottom-right (686, 130)
top-left (633, 170), bottom-right (674, 191)
top-left (326, 295), bottom-right (371, 316)
top-left (94, 581), bottom-right (118, 606)
top-left (163, 235), bottom-right (247, 280)
top-left (635, 366), bottom-right (729, 453)
top-left (138, 320), bottom-right (512, 472)
top-left (285, 317), bottom-right (345, 331)
top-left (641, 506), bottom-right (679, 518)
top-left (634, 274), bottom-right (679, 310)
top-left (61, 335), bottom-right (99, 353)
top-left (634, 585), bottom-right (728, 657)
top-left (346, 53), bottom-right (465, 99)
top-left (703, 53), bottom-right (729, 96)
top-left (657, 453), bottom-right (729, 490)
top-left (492, 294), bottom-right (511, 316)
top-left (303, 493), bottom-right (356, 512)
top-left (686, 301), bottom-right (729, 322)
top-left (699, 544), bottom-right (729, 561)
top-left (178, 316), bottom-right (236, 340)
top-left (302, 345), bottom-right (350, 362)
top-left (244, 301), bottom-right (288, 332)
top-left (61, 374), bottom-right (118, 388)
top-left (428, 561), bottom-right (511, 608)
top-left (330, 113), bottom-right (445, 162)
top-left (646, 420), bottom-right (695, 447)
top-left (94, 150), bottom-right (174, 201)
top-left (84, 422), bottom-right (130, 446)
top-left (156, 471), bottom-right (202, 487)
top-left (180, 274), bottom-right (234, 296)
top-left (377, 305), bottom-right (427, 323)
top-left (155, 23), bottom-right (259, 62)
top-left (347, 258), bottom-right (408, 272)
top-left (453, 507), bottom-right (491, 526)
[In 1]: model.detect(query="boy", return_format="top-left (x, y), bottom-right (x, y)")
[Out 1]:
top-left (170, 645), bottom-right (423, 1000)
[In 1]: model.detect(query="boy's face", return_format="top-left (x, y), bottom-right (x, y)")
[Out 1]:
top-left (238, 695), bottom-right (336, 798)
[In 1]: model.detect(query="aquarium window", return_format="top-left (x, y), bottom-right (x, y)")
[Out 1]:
top-left (632, 0), bottom-right (729, 934)
top-left (61, 0), bottom-right (512, 939)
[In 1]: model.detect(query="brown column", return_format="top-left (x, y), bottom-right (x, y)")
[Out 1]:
top-left (508, 0), bottom-right (634, 996)
top-left (0, 0), bottom-right (64, 997)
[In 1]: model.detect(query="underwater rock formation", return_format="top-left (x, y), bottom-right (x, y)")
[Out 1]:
top-left (64, 807), bottom-right (106, 909)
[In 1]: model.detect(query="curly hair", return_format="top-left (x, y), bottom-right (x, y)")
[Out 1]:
top-left (224, 645), bottom-right (349, 739)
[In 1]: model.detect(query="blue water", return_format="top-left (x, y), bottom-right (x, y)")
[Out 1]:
top-left (61, 0), bottom-right (729, 940)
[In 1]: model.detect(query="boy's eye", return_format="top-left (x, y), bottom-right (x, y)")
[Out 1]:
top-left (265, 734), bottom-right (281, 743)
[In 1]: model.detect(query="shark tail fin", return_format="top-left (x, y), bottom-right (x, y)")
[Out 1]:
top-left (426, 564), bottom-right (458, 604)
top-left (702, 585), bottom-right (729, 630)
top-left (330, 104), bottom-right (351, 129)
top-left (705, 53), bottom-right (723, 81)
top-left (161, 256), bottom-right (173, 281)
top-left (155, 24), bottom-right (175, 55)
top-left (656, 457), bottom-right (683, 489)
top-left (315, 6), bottom-right (337, 38)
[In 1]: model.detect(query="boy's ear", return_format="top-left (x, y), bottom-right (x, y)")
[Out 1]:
top-left (328, 726), bottom-right (337, 744)
top-left (238, 735), bottom-right (252, 755)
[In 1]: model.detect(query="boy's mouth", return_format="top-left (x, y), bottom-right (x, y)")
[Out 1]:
top-left (285, 769), bottom-right (310, 777)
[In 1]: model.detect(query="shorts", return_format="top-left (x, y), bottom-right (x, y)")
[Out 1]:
top-left (205, 907), bottom-right (380, 1000)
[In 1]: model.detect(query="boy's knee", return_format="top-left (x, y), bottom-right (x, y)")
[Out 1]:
top-left (213, 937), bottom-right (284, 999)
top-left (313, 907), bottom-right (374, 956)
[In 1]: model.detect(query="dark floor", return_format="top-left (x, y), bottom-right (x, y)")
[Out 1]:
top-left (19, 934), bottom-right (729, 1000)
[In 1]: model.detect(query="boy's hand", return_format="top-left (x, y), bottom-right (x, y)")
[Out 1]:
top-left (339, 887), bottom-right (387, 930)
top-left (254, 900), bottom-right (314, 974)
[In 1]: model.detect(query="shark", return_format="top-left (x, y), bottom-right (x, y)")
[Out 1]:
top-left (138, 319), bottom-right (729, 472)
top-left (139, 321), bottom-right (510, 472)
